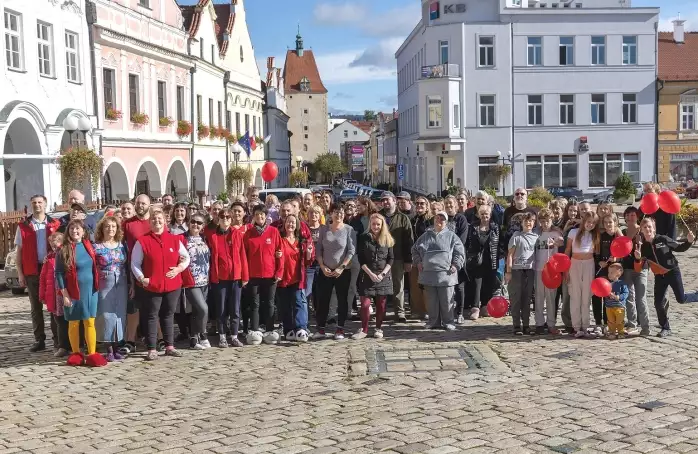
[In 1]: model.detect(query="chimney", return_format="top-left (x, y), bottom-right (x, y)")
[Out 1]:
top-left (673, 18), bottom-right (686, 44)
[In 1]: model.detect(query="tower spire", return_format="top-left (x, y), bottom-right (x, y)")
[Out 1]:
top-left (295, 23), bottom-right (304, 57)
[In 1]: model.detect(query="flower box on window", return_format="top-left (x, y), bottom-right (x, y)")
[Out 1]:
top-left (227, 133), bottom-right (239, 144)
top-left (177, 120), bottom-right (192, 139)
top-left (197, 123), bottom-right (210, 139)
top-left (105, 108), bottom-right (122, 121)
top-left (159, 116), bottom-right (174, 127)
top-left (131, 112), bottom-right (149, 125)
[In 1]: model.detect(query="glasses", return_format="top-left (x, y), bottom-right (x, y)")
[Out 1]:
top-left (346, 205), bottom-right (356, 209)
top-left (219, 215), bottom-right (232, 219)
top-left (515, 192), bottom-right (526, 196)
top-left (190, 220), bottom-right (205, 226)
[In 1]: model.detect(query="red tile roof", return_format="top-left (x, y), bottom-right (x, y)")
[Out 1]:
top-left (283, 49), bottom-right (327, 94)
top-left (350, 121), bottom-right (374, 134)
top-left (179, 0), bottom-right (236, 58)
top-left (658, 32), bottom-right (698, 81)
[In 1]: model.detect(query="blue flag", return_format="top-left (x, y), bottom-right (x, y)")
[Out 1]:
top-left (238, 132), bottom-right (251, 157)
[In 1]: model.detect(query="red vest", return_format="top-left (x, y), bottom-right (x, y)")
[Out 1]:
top-left (138, 231), bottom-right (184, 293)
top-left (207, 226), bottom-right (249, 284)
top-left (18, 215), bottom-right (60, 276)
top-left (63, 240), bottom-right (100, 301)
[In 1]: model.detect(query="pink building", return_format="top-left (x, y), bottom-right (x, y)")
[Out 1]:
top-left (92, 0), bottom-right (193, 201)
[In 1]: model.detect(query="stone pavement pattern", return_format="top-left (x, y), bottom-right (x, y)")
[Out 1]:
top-left (3, 251), bottom-right (698, 453)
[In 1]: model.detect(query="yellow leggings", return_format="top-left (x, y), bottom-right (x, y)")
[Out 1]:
top-left (68, 318), bottom-right (96, 355)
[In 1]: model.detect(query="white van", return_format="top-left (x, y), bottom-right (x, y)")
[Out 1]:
top-left (258, 188), bottom-right (311, 202)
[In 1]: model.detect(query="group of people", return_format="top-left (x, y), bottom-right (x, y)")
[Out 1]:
top-left (16, 182), bottom-right (694, 366)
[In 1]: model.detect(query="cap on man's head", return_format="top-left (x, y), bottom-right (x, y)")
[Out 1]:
top-left (396, 191), bottom-right (411, 201)
top-left (435, 211), bottom-right (448, 220)
top-left (70, 203), bottom-right (87, 214)
top-left (381, 191), bottom-right (396, 200)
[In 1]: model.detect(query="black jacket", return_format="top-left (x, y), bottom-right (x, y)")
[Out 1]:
top-left (637, 235), bottom-right (692, 271)
top-left (412, 214), bottom-right (433, 240)
top-left (380, 209), bottom-right (414, 263)
top-left (356, 232), bottom-right (394, 296)
top-left (464, 220), bottom-right (500, 271)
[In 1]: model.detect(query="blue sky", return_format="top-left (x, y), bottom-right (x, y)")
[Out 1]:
top-left (180, 0), bottom-right (696, 115)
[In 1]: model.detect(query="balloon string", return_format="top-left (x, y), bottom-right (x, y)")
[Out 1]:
top-left (678, 213), bottom-right (691, 233)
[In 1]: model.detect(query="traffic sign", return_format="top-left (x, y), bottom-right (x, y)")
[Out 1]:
top-left (397, 164), bottom-right (404, 181)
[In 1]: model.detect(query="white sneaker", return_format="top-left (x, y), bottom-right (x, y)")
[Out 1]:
top-left (593, 326), bottom-right (603, 337)
top-left (351, 330), bottom-right (367, 340)
top-left (369, 305), bottom-right (374, 315)
top-left (296, 329), bottom-right (309, 342)
top-left (246, 331), bottom-right (263, 345)
top-left (263, 331), bottom-right (280, 345)
top-left (285, 331), bottom-right (296, 342)
top-left (373, 329), bottom-right (384, 339)
top-left (575, 330), bottom-right (586, 338)
top-left (200, 339), bottom-right (211, 349)
top-left (312, 331), bottom-right (327, 340)
top-left (334, 330), bottom-right (345, 340)
top-left (445, 324), bottom-right (456, 331)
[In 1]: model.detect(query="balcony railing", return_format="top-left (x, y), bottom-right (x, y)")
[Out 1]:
top-left (420, 64), bottom-right (460, 79)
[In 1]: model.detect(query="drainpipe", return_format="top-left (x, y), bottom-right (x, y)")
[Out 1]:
top-left (85, 0), bottom-right (104, 202)
top-left (509, 21), bottom-right (515, 196)
top-left (224, 71), bottom-right (230, 175)
top-left (189, 65), bottom-right (196, 200)
top-left (656, 79), bottom-right (664, 183)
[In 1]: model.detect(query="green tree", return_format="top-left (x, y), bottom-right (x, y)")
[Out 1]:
top-left (313, 152), bottom-right (347, 183)
top-left (613, 173), bottom-right (637, 201)
top-left (364, 110), bottom-right (376, 121)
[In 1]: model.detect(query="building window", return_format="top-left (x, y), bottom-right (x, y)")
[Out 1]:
top-left (235, 112), bottom-right (240, 134)
top-left (103, 68), bottom-right (115, 114)
top-left (176, 86), bottom-right (185, 122)
top-left (526, 155), bottom-right (578, 188)
top-left (622, 36), bottom-right (637, 65)
top-left (453, 104), bottom-right (460, 128)
top-left (559, 36), bottom-right (574, 65)
top-left (128, 74), bottom-right (139, 117)
top-left (304, 134), bottom-right (308, 139)
top-left (527, 95), bottom-right (542, 126)
top-left (622, 93), bottom-right (637, 124)
top-left (589, 153), bottom-right (639, 187)
top-left (64, 31), bottom-right (79, 82)
top-left (244, 114), bottom-right (249, 132)
top-left (427, 95), bottom-right (442, 128)
top-left (303, 144), bottom-right (308, 152)
top-left (478, 36), bottom-right (494, 67)
top-left (304, 126), bottom-right (309, 131)
top-left (527, 37), bottom-right (542, 66)
top-left (196, 95), bottom-right (202, 124)
top-left (218, 101), bottom-right (222, 128)
top-left (681, 104), bottom-right (695, 131)
top-left (559, 94), bottom-right (574, 125)
top-left (4, 10), bottom-right (23, 70)
top-left (37, 22), bottom-right (53, 76)
top-left (208, 98), bottom-right (213, 127)
top-left (253, 116), bottom-right (257, 135)
top-left (439, 40), bottom-right (449, 64)
top-left (225, 110), bottom-right (231, 131)
top-left (303, 109), bottom-right (308, 114)
top-left (591, 94), bottom-right (605, 124)
top-left (479, 95), bottom-right (495, 127)
top-left (343, 130), bottom-right (348, 138)
top-left (157, 81), bottom-right (166, 119)
top-left (138, 0), bottom-right (150, 7)
top-left (299, 76), bottom-right (310, 92)
top-left (353, 130), bottom-right (357, 135)
top-left (591, 36), bottom-right (605, 65)
top-left (478, 157), bottom-right (500, 190)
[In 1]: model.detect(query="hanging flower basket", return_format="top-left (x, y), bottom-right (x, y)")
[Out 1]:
top-left (177, 120), bottom-right (192, 138)
top-left (159, 116), bottom-right (174, 127)
top-left (218, 128), bottom-right (230, 140)
top-left (492, 164), bottom-right (512, 179)
top-left (226, 166), bottom-right (253, 192)
top-left (197, 123), bottom-right (210, 140)
top-left (105, 108), bottom-right (122, 121)
top-left (57, 147), bottom-right (103, 202)
top-left (227, 133), bottom-right (239, 144)
top-left (131, 112), bottom-right (149, 126)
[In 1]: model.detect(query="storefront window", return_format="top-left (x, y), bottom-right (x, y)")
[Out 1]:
top-left (589, 153), bottom-right (639, 187)
top-left (669, 153), bottom-right (698, 182)
top-left (526, 155), bottom-right (577, 188)
top-left (478, 157), bottom-right (500, 190)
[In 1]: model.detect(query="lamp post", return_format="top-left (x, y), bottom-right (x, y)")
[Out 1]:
top-left (496, 150), bottom-right (516, 197)
top-left (232, 148), bottom-right (241, 195)
top-left (296, 155), bottom-right (303, 170)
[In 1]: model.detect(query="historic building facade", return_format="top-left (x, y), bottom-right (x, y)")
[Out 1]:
top-left (264, 57), bottom-right (291, 188)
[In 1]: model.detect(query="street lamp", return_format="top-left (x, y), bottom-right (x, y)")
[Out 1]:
top-left (296, 155), bottom-right (303, 170)
top-left (63, 116), bottom-right (92, 148)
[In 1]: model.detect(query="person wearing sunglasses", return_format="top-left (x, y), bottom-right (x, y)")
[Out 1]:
top-left (503, 188), bottom-right (536, 233)
top-left (180, 213), bottom-right (212, 349)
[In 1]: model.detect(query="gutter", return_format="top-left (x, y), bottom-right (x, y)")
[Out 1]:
top-left (189, 36), bottom-right (196, 201)
top-left (656, 78), bottom-right (664, 183)
top-left (224, 71), bottom-right (230, 180)
top-left (86, 1), bottom-right (104, 201)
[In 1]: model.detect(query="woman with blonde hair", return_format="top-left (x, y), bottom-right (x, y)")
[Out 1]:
top-left (352, 213), bottom-right (394, 339)
top-left (94, 215), bottom-right (128, 361)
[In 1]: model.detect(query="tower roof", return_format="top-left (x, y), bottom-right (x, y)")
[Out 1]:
top-left (283, 49), bottom-right (327, 94)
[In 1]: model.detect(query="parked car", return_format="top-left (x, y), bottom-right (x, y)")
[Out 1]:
top-left (258, 188), bottom-right (311, 203)
top-left (685, 185), bottom-right (698, 199)
top-left (548, 187), bottom-right (584, 200)
top-left (635, 182), bottom-right (644, 201)
top-left (370, 190), bottom-right (385, 202)
top-left (592, 189), bottom-right (615, 204)
top-left (338, 189), bottom-right (359, 201)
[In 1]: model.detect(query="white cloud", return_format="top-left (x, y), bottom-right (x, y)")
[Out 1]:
top-left (658, 11), bottom-right (698, 32)
top-left (313, 1), bottom-right (420, 38)
top-left (349, 38), bottom-right (403, 69)
top-left (313, 2), bottom-right (368, 25)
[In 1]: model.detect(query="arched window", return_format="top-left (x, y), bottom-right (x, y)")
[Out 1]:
top-left (303, 144), bottom-right (308, 151)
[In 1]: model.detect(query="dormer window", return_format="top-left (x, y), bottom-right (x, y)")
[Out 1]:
top-left (300, 76), bottom-right (310, 92)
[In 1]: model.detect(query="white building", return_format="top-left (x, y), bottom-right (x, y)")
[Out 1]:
top-left (263, 57), bottom-right (291, 188)
top-left (0, 0), bottom-right (100, 211)
top-left (396, 0), bottom-right (659, 195)
top-left (328, 120), bottom-right (370, 156)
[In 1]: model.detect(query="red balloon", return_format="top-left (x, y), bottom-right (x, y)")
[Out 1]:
top-left (640, 193), bottom-right (659, 215)
top-left (658, 190), bottom-right (681, 215)
top-left (591, 277), bottom-right (612, 298)
top-left (261, 162), bottom-right (278, 182)
top-left (487, 296), bottom-right (509, 318)
top-left (610, 236), bottom-right (633, 258)
top-left (549, 253), bottom-right (571, 273)
top-left (542, 264), bottom-right (563, 289)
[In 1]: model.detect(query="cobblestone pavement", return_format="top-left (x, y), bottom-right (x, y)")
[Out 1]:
top-left (3, 251), bottom-right (698, 453)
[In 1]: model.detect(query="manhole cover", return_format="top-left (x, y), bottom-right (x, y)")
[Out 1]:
top-left (636, 401), bottom-right (668, 411)
top-left (365, 344), bottom-right (510, 374)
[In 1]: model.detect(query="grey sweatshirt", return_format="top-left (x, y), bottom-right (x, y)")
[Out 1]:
top-left (317, 224), bottom-right (356, 269)
top-left (411, 227), bottom-right (465, 287)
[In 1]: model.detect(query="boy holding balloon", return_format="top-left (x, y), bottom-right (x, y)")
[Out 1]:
top-left (604, 263), bottom-right (629, 339)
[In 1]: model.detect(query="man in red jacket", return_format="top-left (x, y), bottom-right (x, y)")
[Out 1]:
top-left (244, 205), bottom-right (284, 345)
top-left (16, 194), bottom-right (61, 352)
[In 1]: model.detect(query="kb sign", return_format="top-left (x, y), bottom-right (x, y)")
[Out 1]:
top-left (430, 1), bottom-right (466, 19)
top-left (444, 3), bottom-right (466, 13)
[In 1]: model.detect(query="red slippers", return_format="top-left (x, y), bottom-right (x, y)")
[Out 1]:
top-left (66, 352), bottom-right (84, 366)
top-left (85, 353), bottom-right (108, 367)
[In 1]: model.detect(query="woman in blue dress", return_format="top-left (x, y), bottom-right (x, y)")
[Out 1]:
top-left (94, 215), bottom-right (128, 362)
top-left (56, 219), bottom-right (106, 367)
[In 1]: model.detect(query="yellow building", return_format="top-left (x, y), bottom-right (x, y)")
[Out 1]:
top-left (658, 21), bottom-right (698, 183)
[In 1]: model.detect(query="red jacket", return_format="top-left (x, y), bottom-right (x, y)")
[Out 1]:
top-left (244, 225), bottom-right (284, 280)
top-left (278, 237), bottom-right (314, 289)
top-left (272, 218), bottom-right (312, 242)
top-left (18, 215), bottom-right (61, 277)
top-left (207, 226), bottom-right (249, 283)
top-left (137, 231), bottom-right (184, 293)
top-left (39, 250), bottom-right (58, 313)
top-left (62, 240), bottom-right (100, 301)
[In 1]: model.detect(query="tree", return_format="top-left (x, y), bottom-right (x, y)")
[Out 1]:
top-left (289, 170), bottom-right (308, 188)
top-left (313, 152), bottom-right (347, 183)
top-left (364, 110), bottom-right (376, 121)
top-left (613, 173), bottom-right (636, 202)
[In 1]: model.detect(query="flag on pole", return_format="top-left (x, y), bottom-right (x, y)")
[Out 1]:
top-left (238, 132), bottom-right (251, 157)
top-left (250, 135), bottom-right (257, 151)
top-left (263, 134), bottom-right (272, 144)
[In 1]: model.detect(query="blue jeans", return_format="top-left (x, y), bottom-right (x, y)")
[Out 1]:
top-left (305, 265), bottom-right (317, 299)
top-left (213, 280), bottom-right (242, 336)
top-left (276, 284), bottom-right (308, 332)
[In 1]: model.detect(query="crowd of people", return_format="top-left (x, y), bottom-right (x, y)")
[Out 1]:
top-left (14, 182), bottom-right (694, 366)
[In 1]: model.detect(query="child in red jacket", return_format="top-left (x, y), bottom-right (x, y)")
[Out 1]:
top-left (39, 232), bottom-right (69, 356)
top-left (243, 205), bottom-right (284, 345)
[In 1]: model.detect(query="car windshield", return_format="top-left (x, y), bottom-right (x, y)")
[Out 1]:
top-left (259, 192), bottom-right (304, 202)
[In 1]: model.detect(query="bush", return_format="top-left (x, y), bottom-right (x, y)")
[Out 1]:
top-left (483, 187), bottom-right (498, 199)
top-left (679, 200), bottom-right (698, 237)
top-left (613, 173), bottom-right (636, 200)
top-left (528, 186), bottom-right (553, 206)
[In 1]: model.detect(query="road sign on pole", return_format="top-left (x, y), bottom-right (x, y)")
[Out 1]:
top-left (397, 164), bottom-right (404, 181)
